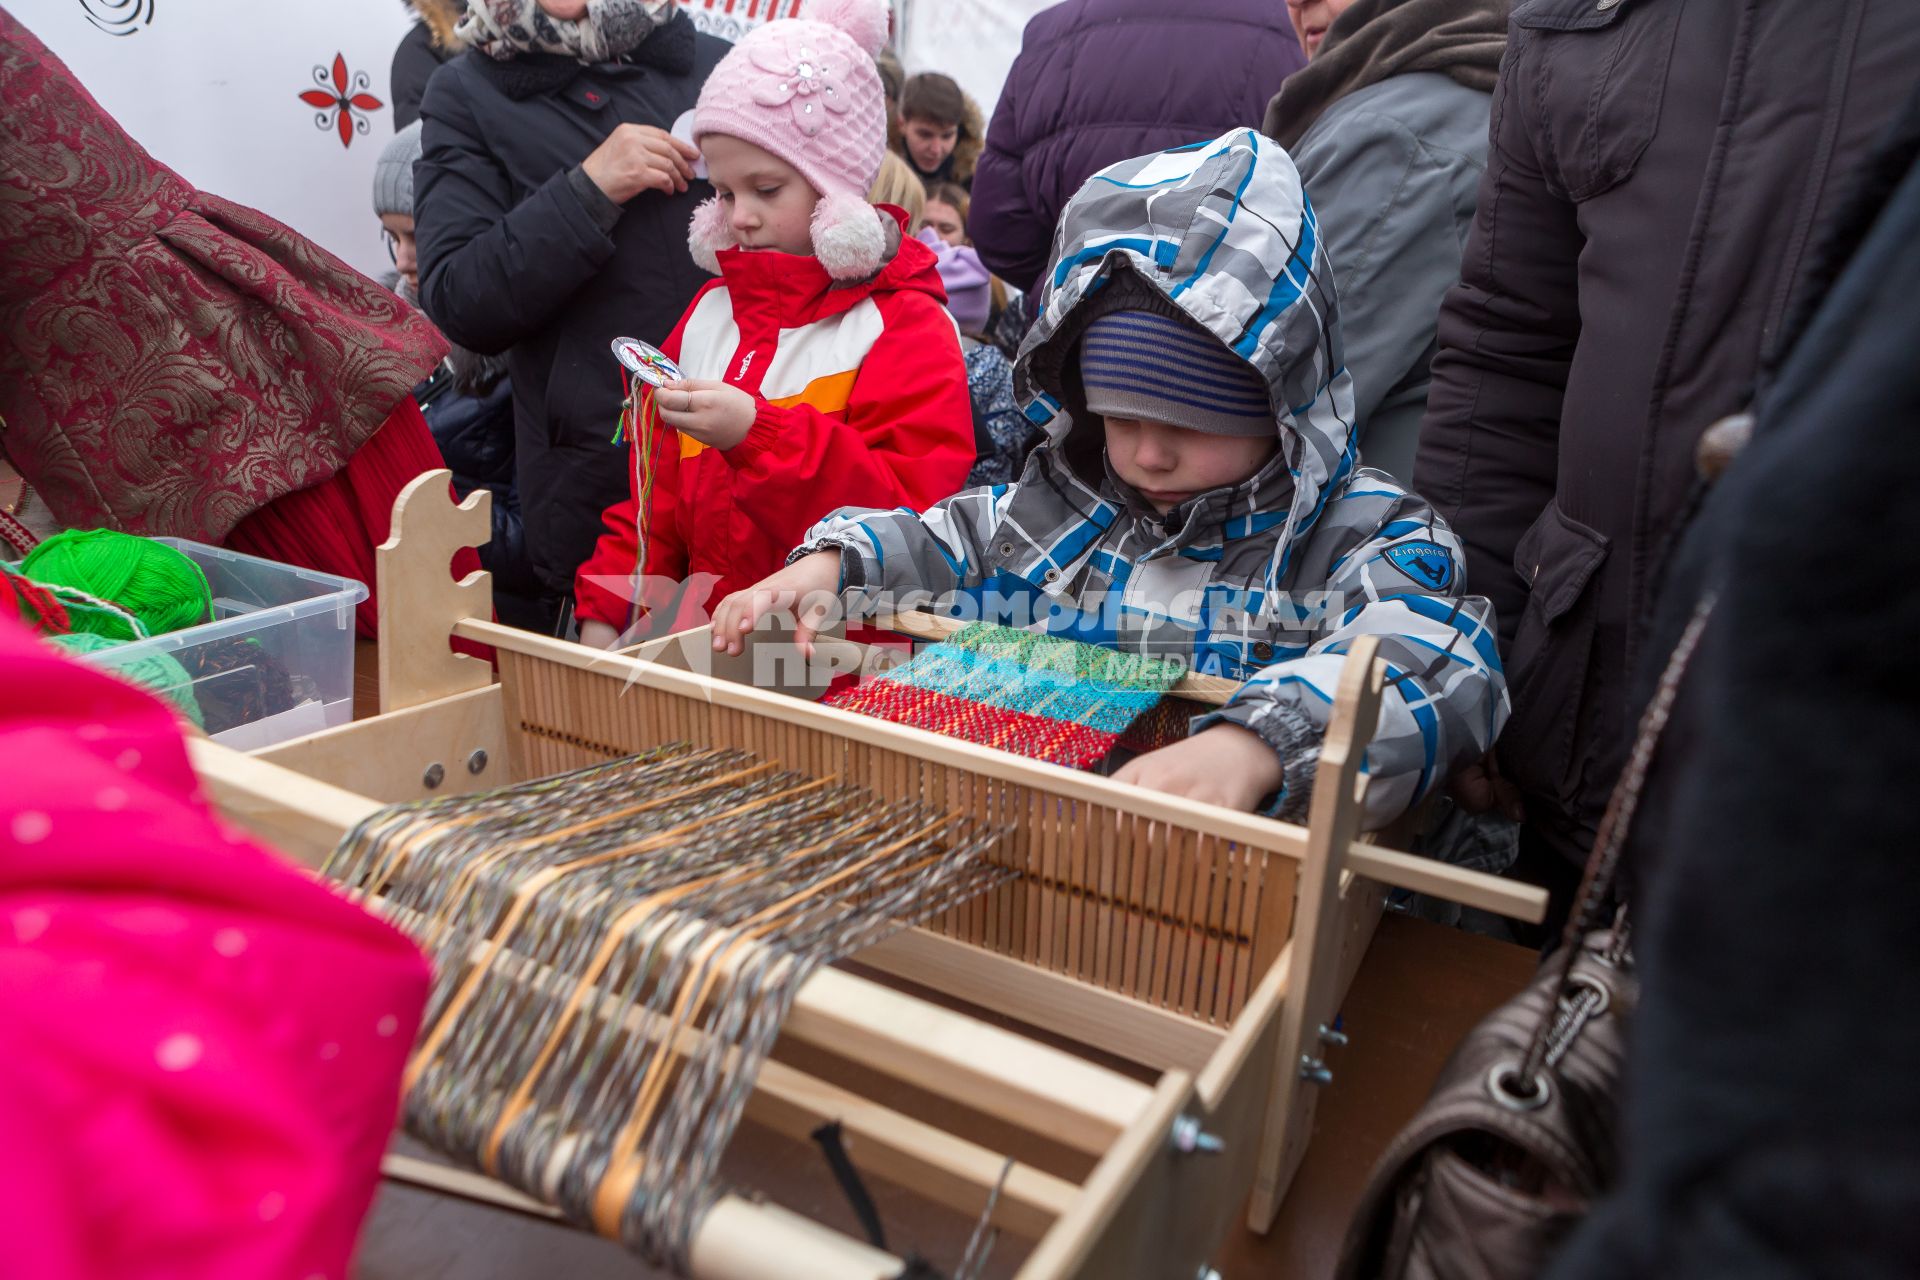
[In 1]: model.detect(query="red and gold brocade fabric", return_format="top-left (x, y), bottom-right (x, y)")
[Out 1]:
top-left (0, 10), bottom-right (446, 543)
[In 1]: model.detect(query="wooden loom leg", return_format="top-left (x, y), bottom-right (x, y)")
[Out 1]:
top-left (1245, 638), bottom-right (1387, 1232)
top-left (377, 468), bottom-right (495, 713)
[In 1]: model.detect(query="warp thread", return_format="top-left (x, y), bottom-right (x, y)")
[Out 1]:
top-left (325, 745), bottom-right (1010, 1272)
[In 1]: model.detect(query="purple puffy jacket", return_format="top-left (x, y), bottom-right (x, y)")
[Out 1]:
top-left (970, 0), bottom-right (1304, 299)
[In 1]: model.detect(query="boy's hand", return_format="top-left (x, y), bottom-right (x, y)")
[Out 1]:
top-left (578, 619), bottom-right (621, 651)
top-left (657, 379), bottom-right (757, 452)
top-left (710, 550), bottom-right (844, 658)
top-left (1448, 750), bottom-right (1526, 822)
top-left (1113, 724), bottom-right (1285, 812)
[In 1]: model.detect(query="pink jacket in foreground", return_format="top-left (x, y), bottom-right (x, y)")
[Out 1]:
top-left (0, 616), bottom-right (429, 1280)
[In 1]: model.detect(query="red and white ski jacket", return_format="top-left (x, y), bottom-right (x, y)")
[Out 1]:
top-left (574, 216), bottom-right (975, 631)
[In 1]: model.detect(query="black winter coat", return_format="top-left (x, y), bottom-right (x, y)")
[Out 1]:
top-left (1546, 83), bottom-right (1920, 1280)
top-left (1413, 0), bottom-right (1920, 868)
top-left (415, 11), bottom-right (725, 616)
top-left (390, 20), bottom-right (449, 130)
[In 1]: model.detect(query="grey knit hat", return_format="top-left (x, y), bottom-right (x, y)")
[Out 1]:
top-left (1080, 309), bottom-right (1273, 437)
top-left (372, 121), bottom-right (423, 218)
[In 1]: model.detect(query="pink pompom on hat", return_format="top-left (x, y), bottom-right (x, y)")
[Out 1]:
top-left (688, 0), bottom-right (893, 280)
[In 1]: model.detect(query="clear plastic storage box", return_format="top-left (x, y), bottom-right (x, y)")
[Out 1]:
top-left (79, 538), bottom-right (368, 751)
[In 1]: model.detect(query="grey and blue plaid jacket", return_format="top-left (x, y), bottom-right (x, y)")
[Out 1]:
top-left (798, 129), bottom-right (1507, 825)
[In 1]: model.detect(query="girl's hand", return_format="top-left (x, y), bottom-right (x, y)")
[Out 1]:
top-left (710, 550), bottom-right (844, 657)
top-left (1112, 724), bottom-right (1286, 812)
top-left (578, 619), bottom-right (621, 651)
top-left (656, 379), bottom-right (757, 451)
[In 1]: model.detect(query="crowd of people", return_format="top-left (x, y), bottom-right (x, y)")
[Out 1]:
top-left (3, 0), bottom-right (1919, 1274)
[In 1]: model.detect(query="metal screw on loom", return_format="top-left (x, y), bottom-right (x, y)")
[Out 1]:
top-left (466, 749), bottom-right (488, 775)
top-left (1300, 1055), bottom-right (1334, 1086)
top-left (422, 761), bottom-right (445, 789)
top-left (1319, 1023), bottom-right (1349, 1047)
top-left (1170, 1115), bottom-right (1224, 1156)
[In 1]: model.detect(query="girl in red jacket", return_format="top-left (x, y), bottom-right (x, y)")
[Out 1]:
top-left (574, 0), bottom-right (974, 647)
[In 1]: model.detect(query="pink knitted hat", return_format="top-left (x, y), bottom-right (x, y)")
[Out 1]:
top-left (688, 0), bottom-right (893, 280)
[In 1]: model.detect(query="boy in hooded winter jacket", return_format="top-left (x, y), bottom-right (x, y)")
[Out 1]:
top-left (572, 0), bottom-right (973, 647)
top-left (713, 129), bottom-right (1507, 825)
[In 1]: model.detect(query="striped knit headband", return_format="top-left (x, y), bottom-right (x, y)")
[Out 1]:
top-left (1079, 309), bottom-right (1274, 437)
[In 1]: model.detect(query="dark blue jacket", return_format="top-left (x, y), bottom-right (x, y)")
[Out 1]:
top-left (412, 357), bottom-right (546, 632)
top-left (968, 0), bottom-right (1304, 298)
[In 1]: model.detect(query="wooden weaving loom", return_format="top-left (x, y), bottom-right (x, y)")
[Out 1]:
top-left (189, 474), bottom-right (1547, 1280)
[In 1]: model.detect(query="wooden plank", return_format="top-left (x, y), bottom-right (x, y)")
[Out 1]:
top-left (1012, 1071), bottom-right (1197, 1280)
top-left (1245, 640), bottom-right (1383, 1232)
top-left (859, 930), bottom-right (1225, 1076)
top-left (454, 618), bottom-right (1551, 923)
top-left (383, 898), bottom-right (1078, 1239)
top-left (382, 1153), bottom-right (560, 1219)
top-left (751, 1059), bottom-right (1078, 1238)
top-left (790, 964), bottom-right (1148, 1155)
top-left (252, 684), bottom-right (509, 803)
top-left (192, 740), bottom-right (1152, 1156)
top-left (188, 737), bottom-right (382, 869)
top-left (377, 471), bottom-right (495, 713)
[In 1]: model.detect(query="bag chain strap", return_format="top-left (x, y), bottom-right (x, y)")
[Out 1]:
top-left (1516, 594), bottom-right (1717, 1087)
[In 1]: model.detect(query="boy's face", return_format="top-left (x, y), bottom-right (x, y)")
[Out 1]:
top-left (900, 114), bottom-right (959, 174)
top-left (703, 133), bottom-right (822, 257)
top-left (1104, 416), bottom-right (1277, 514)
top-left (921, 198), bottom-right (966, 247)
top-left (380, 212), bottom-right (418, 297)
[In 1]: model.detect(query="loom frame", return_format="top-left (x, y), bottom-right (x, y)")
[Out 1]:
top-left (189, 474), bottom-right (1545, 1280)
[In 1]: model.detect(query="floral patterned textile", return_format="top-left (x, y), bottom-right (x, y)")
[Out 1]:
top-left (0, 11), bottom-right (446, 544)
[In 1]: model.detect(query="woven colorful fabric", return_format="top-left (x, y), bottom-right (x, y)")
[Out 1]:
top-left (822, 622), bottom-right (1189, 769)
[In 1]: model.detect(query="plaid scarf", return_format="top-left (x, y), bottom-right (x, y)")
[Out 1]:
top-left (457, 0), bottom-right (667, 63)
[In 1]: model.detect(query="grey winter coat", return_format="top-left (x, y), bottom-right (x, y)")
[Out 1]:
top-left (1290, 73), bottom-right (1488, 484)
top-left (800, 130), bottom-right (1508, 827)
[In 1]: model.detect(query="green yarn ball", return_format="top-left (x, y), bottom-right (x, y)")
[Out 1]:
top-left (23, 529), bottom-right (212, 636)
top-left (52, 631), bottom-right (207, 729)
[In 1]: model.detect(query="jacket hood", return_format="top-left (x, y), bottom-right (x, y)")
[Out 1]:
top-left (709, 205), bottom-right (947, 328)
top-left (1013, 127), bottom-right (1357, 578)
top-left (953, 88), bottom-right (984, 185)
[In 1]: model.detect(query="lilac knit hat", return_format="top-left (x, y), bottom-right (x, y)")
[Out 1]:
top-left (688, 0), bottom-right (893, 280)
top-left (917, 227), bottom-right (991, 335)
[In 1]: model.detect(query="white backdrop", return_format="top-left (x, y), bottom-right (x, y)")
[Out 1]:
top-left (6, 0), bottom-right (1052, 281)
top-left (895, 0), bottom-right (1057, 122)
top-left (9, 0), bottom-right (417, 280)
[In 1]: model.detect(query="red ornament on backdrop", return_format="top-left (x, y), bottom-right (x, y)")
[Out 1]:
top-left (298, 53), bottom-right (383, 148)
